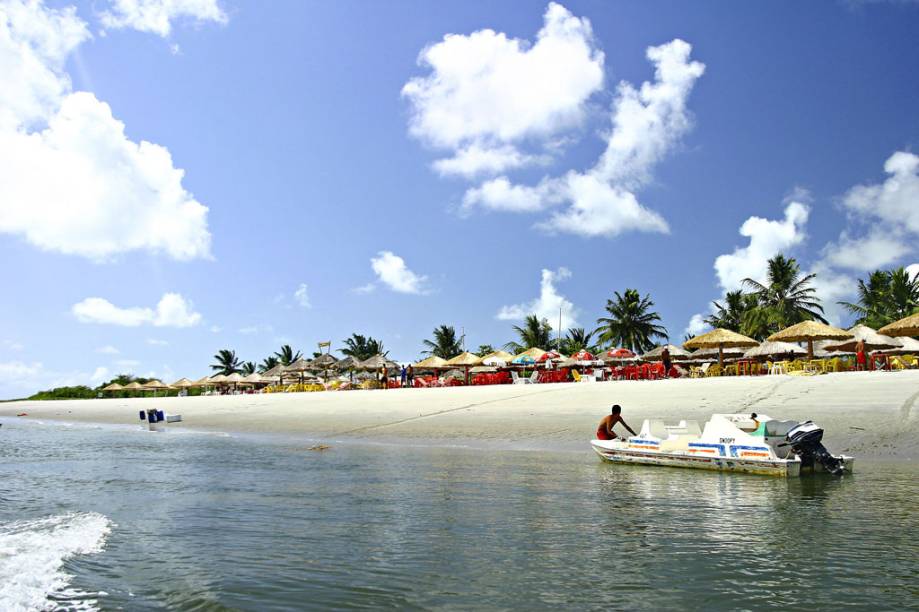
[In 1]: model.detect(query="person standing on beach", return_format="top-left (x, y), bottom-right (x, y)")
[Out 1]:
top-left (407, 364), bottom-right (414, 388)
top-left (661, 347), bottom-right (672, 378)
top-left (400, 365), bottom-right (407, 388)
top-left (381, 365), bottom-right (388, 390)
top-left (856, 339), bottom-right (867, 371)
top-left (596, 405), bottom-right (637, 441)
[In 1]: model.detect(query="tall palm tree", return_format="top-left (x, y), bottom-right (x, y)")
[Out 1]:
top-left (273, 344), bottom-right (302, 367)
top-left (839, 267), bottom-right (919, 328)
top-left (258, 356), bottom-right (280, 373)
top-left (340, 333), bottom-right (387, 361)
top-left (594, 289), bottom-right (668, 353)
top-left (421, 325), bottom-right (464, 359)
top-left (210, 349), bottom-right (243, 375)
top-left (742, 254), bottom-right (826, 337)
top-left (241, 361), bottom-right (257, 375)
top-left (504, 315), bottom-right (553, 353)
top-left (559, 328), bottom-right (596, 355)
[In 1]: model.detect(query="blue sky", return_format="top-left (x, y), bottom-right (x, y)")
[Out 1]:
top-left (1, 0), bottom-right (918, 397)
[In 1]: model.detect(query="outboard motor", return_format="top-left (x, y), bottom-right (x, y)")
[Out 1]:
top-left (785, 421), bottom-right (845, 475)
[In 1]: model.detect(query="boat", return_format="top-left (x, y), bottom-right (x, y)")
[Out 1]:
top-left (591, 413), bottom-right (853, 477)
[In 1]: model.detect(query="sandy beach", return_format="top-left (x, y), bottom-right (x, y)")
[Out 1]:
top-left (3, 370), bottom-right (918, 460)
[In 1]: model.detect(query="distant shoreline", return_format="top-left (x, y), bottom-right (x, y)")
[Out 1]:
top-left (3, 371), bottom-right (918, 462)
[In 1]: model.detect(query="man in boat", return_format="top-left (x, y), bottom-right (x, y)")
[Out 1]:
top-left (596, 405), bottom-right (637, 440)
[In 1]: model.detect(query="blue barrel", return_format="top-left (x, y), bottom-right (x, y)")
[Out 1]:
top-left (156, 410), bottom-right (165, 422)
top-left (139, 410), bottom-right (146, 421)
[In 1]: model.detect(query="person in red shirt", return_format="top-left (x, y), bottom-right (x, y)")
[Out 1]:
top-left (596, 405), bottom-right (637, 440)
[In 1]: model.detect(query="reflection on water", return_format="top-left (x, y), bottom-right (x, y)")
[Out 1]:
top-left (1, 419), bottom-right (916, 610)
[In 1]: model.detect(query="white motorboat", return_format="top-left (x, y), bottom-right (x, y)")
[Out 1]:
top-left (591, 413), bottom-right (854, 477)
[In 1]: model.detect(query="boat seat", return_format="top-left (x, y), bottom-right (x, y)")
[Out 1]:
top-left (641, 420), bottom-right (670, 440)
top-left (764, 420), bottom-right (799, 437)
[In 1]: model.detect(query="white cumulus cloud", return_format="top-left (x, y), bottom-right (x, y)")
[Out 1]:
top-left (464, 38), bottom-right (704, 238)
top-left (0, 0), bottom-right (212, 261)
top-left (843, 151), bottom-right (919, 235)
top-left (684, 313), bottom-right (709, 338)
top-left (294, 283), bottom-right (311, 308)
top-left (72, 292), bottom-right (202, 327)
top-left (714, 201), bottom-right (809, 292)
top-left (907, 263), bottom-right (919, 282)
top-left (99, 0), bottom-right (227, 38)
top-left (370, 251), bottom-right (428, 295)
top-left (496, 267), bottom-right (579, 329)
top-left (96, 345), bottom-right (120, 354)
top-left (403, 2), bottom-right (604, 177)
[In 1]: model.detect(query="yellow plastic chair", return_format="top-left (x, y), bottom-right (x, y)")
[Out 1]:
top-left (901, 355), bottom-right (917, 368)
top-left (571, 369), bottom-right (582, 382)
top-left (705, 364), bottom-right (722, 377)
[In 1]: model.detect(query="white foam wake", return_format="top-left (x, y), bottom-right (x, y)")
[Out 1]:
top-left (0, 512), bottom-right (113, 612)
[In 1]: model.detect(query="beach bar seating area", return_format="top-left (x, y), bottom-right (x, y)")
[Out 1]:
top-left (100, 315), bottom-right (918, 400)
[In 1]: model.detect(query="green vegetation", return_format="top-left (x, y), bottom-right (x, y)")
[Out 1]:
top-left (504, 314), bottom-right (554, 353)
top-left (340, 334), bottom-right (386, 361)
top-left (422, 325), bottom-right (464, 359)
top-left (210, 349), bottom-right (243, 375)
top-left (559, 328), bottom-right (597, 355)
top-left (594, 289), bottom-right (668, 353)
top-left (839, 266), bottom-right (919, 329)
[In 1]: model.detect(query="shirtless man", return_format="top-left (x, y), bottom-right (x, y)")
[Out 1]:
top-left (596, 405), bottom-right (637, 441)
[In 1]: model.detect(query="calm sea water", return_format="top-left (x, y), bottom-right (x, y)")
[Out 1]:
top-left (1, 417), bottom-right (917, 611)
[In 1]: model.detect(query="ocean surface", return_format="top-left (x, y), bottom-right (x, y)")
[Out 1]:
top-left (1, 417), bottom-right (917, 611)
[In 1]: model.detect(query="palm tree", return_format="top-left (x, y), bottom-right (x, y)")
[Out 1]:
top-left (559, 328), bottom-right (596, 355)
top-left (340, 333), bottom-right (387, 361)
top-left (504, 315), bottom-right (553, 353)
top-left (258, 356), bottom-right (280, 373)
top-left (839, 267), bottom-right (919, 328)
top-left (241, 361), bottom-right (257, 375)
top-left (742, 254), bottom-right (826, 337)
top-left (422, 325), bottom-right (464, 359)
top-left (705, 290), bottom-right (758, 333)
top-left (594, 289), bottom-right (668, 353)
top-left (475, 344), bottom-right (496, 357)
top-left (273, 344), bottom-right (302, 367)
top-left (210, 349), bottom-right (243, 375)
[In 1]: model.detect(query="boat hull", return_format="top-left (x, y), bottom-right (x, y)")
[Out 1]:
top-left (591, 441), bottom-right (801, 477)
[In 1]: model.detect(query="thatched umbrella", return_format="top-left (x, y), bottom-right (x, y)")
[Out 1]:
top-left (878, 313), bottom-right (919, 338)
top-left (767, 321), bottom-right (853, 360)
top-left (640, 344), bottom-right (691, 362)
top-left (357, 354), bottom-right (389, 370)
top-left (141, 379), bottom-right (170, 398)
top-left (123, 381), bottom-right (144, 395)
top-left (515, 347), bottom-right (547, 361)
top-left (284, 358), bottom-right (314, 384)
top-left (333, 356), bottom-right (360, 371)
top-left (101, 382), bottom-right (123, 394)
top-left (687, 346), bottom-right (747, 363)
top-left (684, 328), bottom-right (758, 366)
top-left (171, 377), bottom-right (195, 389)
top-left (193, 375), bottom-right (213, 387)
top-left (882, 336), bottom-right (919, 355)
top-left (445, 351), bottom-right (483, 384)
top-left (310, 353), bottom-right (339, 379)
top-left (414, 355), bottom-right (448, 370)
top-left (481, 350), bottom-right (514, 366)
top-left (742, 341), bottom-right (806, 360)
top-left (823, 324), bottom-right (899, 353)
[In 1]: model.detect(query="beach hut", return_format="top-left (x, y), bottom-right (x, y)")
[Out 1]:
top-left (823, 324), bottom-right (899, 353)
top-left (742, 341), bottom-right (806, 360)
top-left (481, 350), bottom-right (514, 366)
top-left (878, 312), bottom-right (919, 338)
top-left (640, 345), bottom-right (690, 362)
top-left (684, 329), bottom-right (758, 366)
top-left (767, 321), bottom-right (853, 360)
top-left (445, 352), bottom-right (484, 384)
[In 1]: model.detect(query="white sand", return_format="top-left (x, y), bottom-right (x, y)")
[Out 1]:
top-left (3, 370), bottom-right (918, 460)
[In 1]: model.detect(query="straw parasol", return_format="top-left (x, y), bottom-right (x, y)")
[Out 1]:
top-left (240, 373), bottom-right (264, 386)
top-left (171, 377), bottom-right (195, 389)
top-left (101, 382), bottom-right (123, 393)
top-left (283, 358), bottom-right (314, 384)
top-left (640, 344), bottom-right (691, 362)
top-left (208, 374), bottom-right (229, 385)
top-left (516, 347), bottom-right (547, 360)
top-left (882, 336), bottom-right (919, 355)
top-left (414, 355), bottom-right (449, 369)
top-left (878, 312), bottom-right (919, 338)
top-left (688, 346), bottom-right (747, 363)
top-left (823, 324), bottom-right (899, 353)
top-left (684, 328), bottom-right (758, 366)
top-left (333, 356), bottom-right (360, 371)
top-left (767, 321), bottom-right (853, 360)
top-left (123, 381), bottom-right (143, 393)
top-left (445, 352), bottom-right (484, 385)
top-left (742, 341), bottom-right (807, 360)
top-left (481, 350), bottom-right (514, 366)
